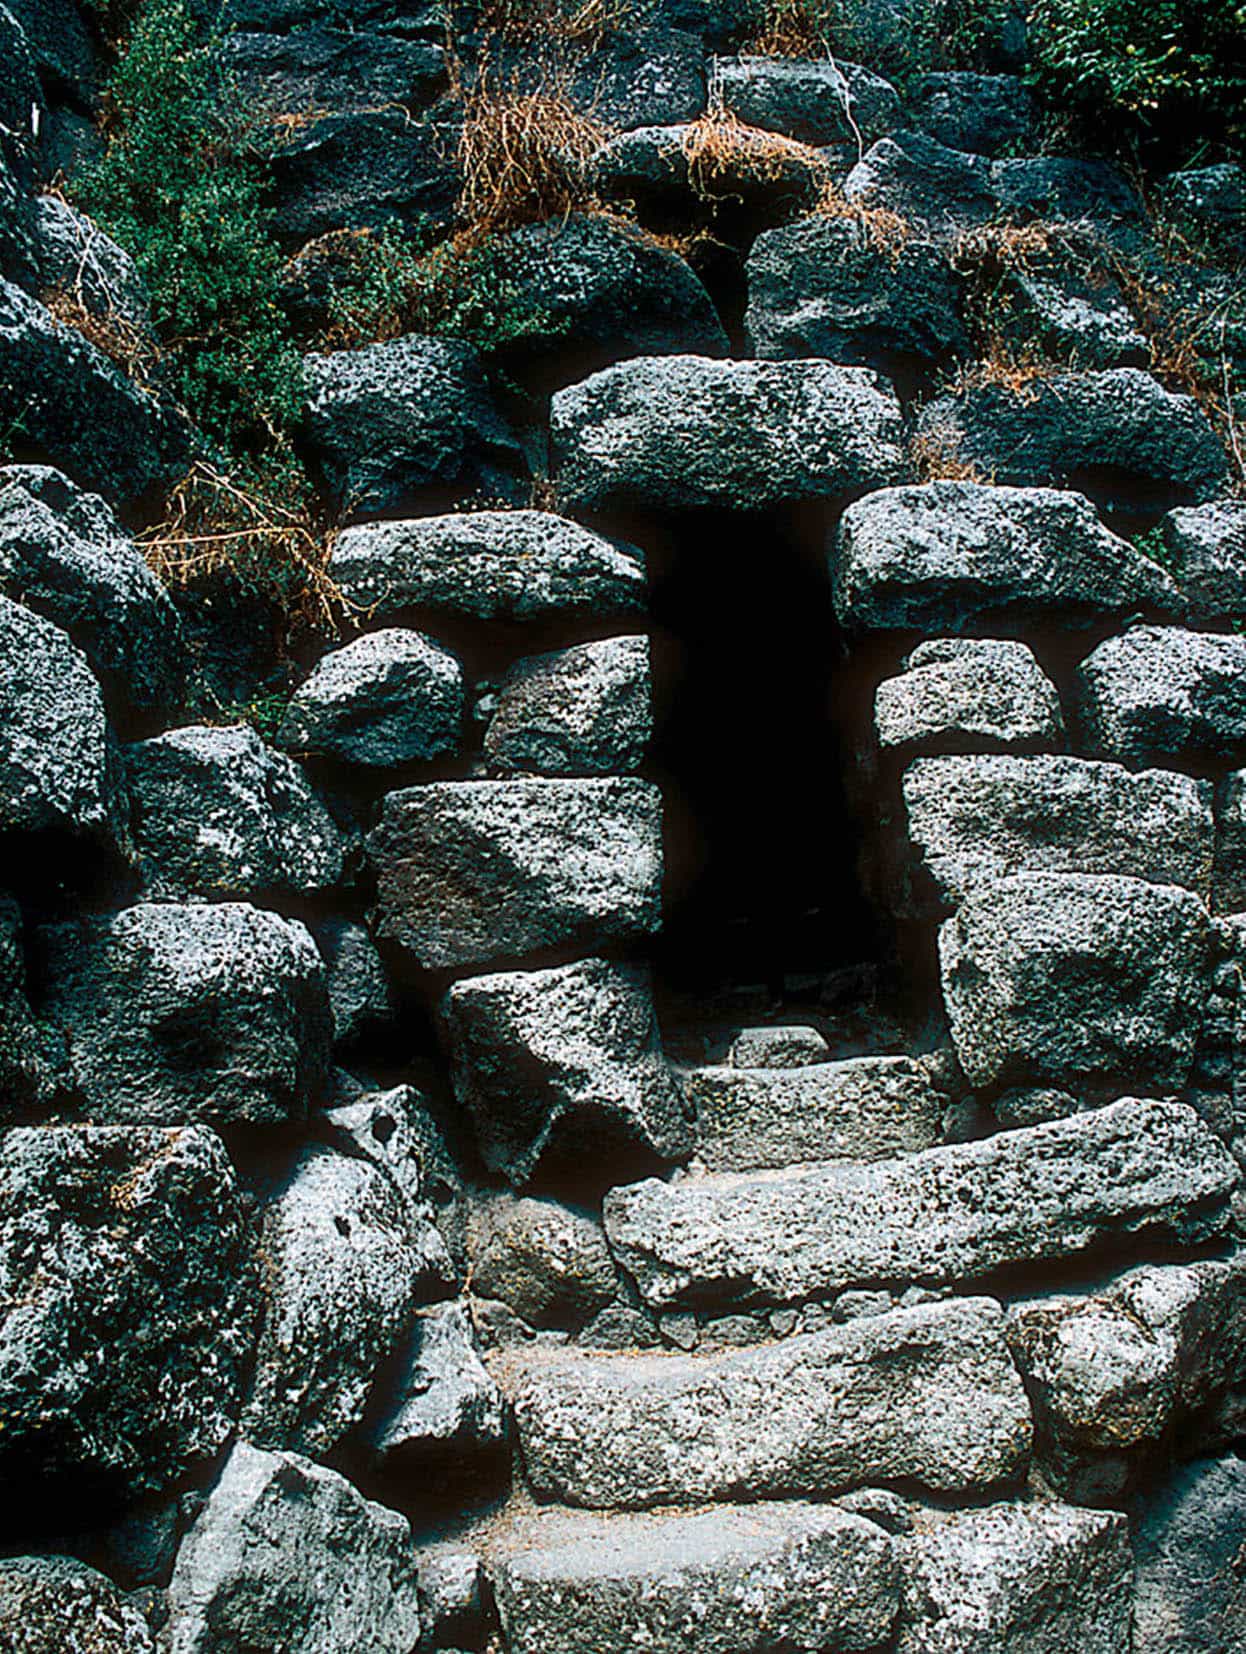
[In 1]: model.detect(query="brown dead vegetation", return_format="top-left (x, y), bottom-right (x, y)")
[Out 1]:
top-left (679, 107), bottom-right (827, 202)
top-left (815, 179), bottom-right (910, 264)
top-left (910, 415), bottom-right (990, 482)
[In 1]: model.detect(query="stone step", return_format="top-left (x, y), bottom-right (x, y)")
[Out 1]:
top-left (508, 1297), bottom-right (1030, 1510)
top-left (603, 1097), bottom-right (1237, 1314)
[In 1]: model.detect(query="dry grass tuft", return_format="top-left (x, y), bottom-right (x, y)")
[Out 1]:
top-left (478, 0), bottom-right (632, 44)
top-left (745, 0), bottom-right (841, 56)
top-left (816, 180), bottom-right (911, 264)
top-left (910, 416), bottom-right (990, 482)
top-left (42, 286), bottom-right (161, 387)
top-left (679, 107), bottom-right (826, 202)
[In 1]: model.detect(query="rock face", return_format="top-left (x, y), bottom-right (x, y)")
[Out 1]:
top-left (894, 1501), bottom-right (1133, 1654)
top-left (489, 1502), bottom-right (901, 1654)
top-left (910, 71), bottom-right (1033, 155)
top-left (1077, 627), bottom-right (1246, 768)
top-left (901, 755), bottom-right (1213, 908)
top-left (603, 1099), bottom-right (1236, 1311)
top-left (834, 483), bottom-right (1179, 632)
top-left (939, 874), bottom-right (1208, 1091)
top-left (33, 197), bottom-right (152, 335)
top-left (312, 917), bottom-right (395, 1048)
top-left (552, 355), bottom-right (906, 514)
top-left (0, 1125), bottom-right (256, 1501)
top-left (38, 902), bottom-right (331, 1126)
top-left (164, 1440), bottom-right (423, 1654)
top-left (364, 1299), bottom-right (506, 1473)
top-left (329, 510), bottom-right (647, 625)
top-left (727, 1024), bottom-right (830, 1067)
top-left (0, 1556), bottom-right (154, 1652)
top-left (483, 636), bottom-right (652, 776)
top-left (470, 1195), bottom-right (618, 1328)
top-left (444, 957), bottom-right (689, 1185)
top-left (844, 131), bottom-right (998, 232)
top-left (369, 779), bottom-right (663, 970)
top-left (875, 639), bottom-right (1062, 754)
top-left (1162, 500), bottom-right (1246, 622)
top-left (512, 1298), bottom-right (1031, 1508)
top-left (219, 26), bottom-right (446, 117)
top-left (1131, 1455), bottom-right (1246, 1654)
top-left (716, 55), bottom-right (901, 145)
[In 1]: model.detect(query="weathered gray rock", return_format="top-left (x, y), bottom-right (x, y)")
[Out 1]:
top-left (910, 71), bottom-right (1032, 155)
top-left (38, 901), bottom-right (331, 1126)
top-left (939, 874), bottom-right (1208, 1090)
top-left (552, 354), bottom-right (906, 514)
top-left (715, 55), bottom-right (901, 145)
top-left (488, 1501), bottom-right (901, 1654)
top-left (745, 214), bottom-right (967, 379)
top-left (220, 26), bottom-right (446, 118)
top-left (0, 148), bottom-right (37, 290)
top-left (1001, 256), bottom-right (1149, 369)
top-left (990, 156), bottom-right (1143, 229)
top-left (369, 780), bottom-right (663, 970)
top-left (0, 592), bottom-right (123, 847)
top-left (604, 1098), bottom-right (1236, 1311)
top-left (330, 510), bottom-right (647, 626)
top-left (1162, 164), bottom-right (1246, 237)
top-left (1077, 626), bottom-right (1246, 768)
top-left (470, 1195), bottom-right (618, 1329)
top-left (303, 334), bottom-right (526, 521)
top-left (894, 1500), bottom-right (1132, 1653)
top-left (875, 638), bottom-right (1062, 754)
top-left (319, 1082), bottom-right (461, 1233)
top-left (445, 956), bottom-right (689, 1185)
top-left (307, 919), bottom-right (391, 1052)
top-left (483, 635), bottom-right (651, 776)
top-left (915, 370), bottom-right (1229, 512)
top-left (0, 1125), bottom-right (256, 1499)
top-left (364, 1299), bottom-right (505, 1472)
top-left (0, 1556), bottom-right (154, 1652)
top-left (243, 1144), bottom-right (427, 1457)
top-left (0, 465), bottom-right (184, 716)
top-left (511, 1297), bottom-right (1030, 1508)
top-left (125, 723), bottom-right (343, 900)
top-left (1008, 1255), bottom-right (1246, 1502)
top-left (33, 197), bottom-right (152, 335)
top-left (902, 755), bottom-right (1213, 909)
top-left (165, 1439), bottom-right (422, 1654)
top-left (0, 278), bottom-right (189, 509)
top-left (1213, 770), bottom-right (1246, 913)
top-left (501, 24), bottom-right (707, 130)
top-left (419, 1547), bottom-right (486, 1652)
top-left (844, 131), bottom-right (997, 233)
top-left (687, 1055), bottom-right (945, 1172)
top-left (0, 894), bottom-right (54, 1111)
top-left (834, 483), bottom-right (1179, 632)
top-left (1163, 499), bottom-right (1246, 622)
top-left (1131, 1455), bottom-right (1246, 1653)
top-left (727, 1023), bottom-right (830, 1067)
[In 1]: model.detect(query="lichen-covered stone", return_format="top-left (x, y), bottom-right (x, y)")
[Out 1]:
top-left (363, 1299), bottom-right (506, 1472)
top-left (1131, 1455), bottom-right (1246, 1653)
top-left (0, 1556), bottom-right (154, 1652)
top-left (1077, 626), bottom-right (1246, 768)
top-left (1162, 499), bottom-right (1246, 623)
top-left (715, 55), bottom-right (900, 145)
top-left (33, 197), bottom-right (152, 335)
top-left (470, 1195), bottom-right (618, 1329)
top-left (483, 635), bottom-right (652, 776)
top-left (875, 638), bottom-right (1062, 754)
top-left (727, 1024), bottom-right (830, 1067)
top-left (844, 131), bottom-right (997, 232)
top-left (910, 71), bottom-right (1032, 155)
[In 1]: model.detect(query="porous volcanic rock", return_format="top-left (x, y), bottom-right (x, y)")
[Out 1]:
top-left (875, 638), bottom-right (1062, 754)
top-left (0, 1556), bottom-right (154, 1652)
top-left (482, 635), bottom-right (652, 776)
top-left (1077, 626), bottom-right (1246, 768)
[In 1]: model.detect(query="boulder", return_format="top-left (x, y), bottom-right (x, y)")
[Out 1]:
top-left (913, 370), bottom-right (1229, 513)
top-left (894, 1501), bottom-right (1132, 1654)
top-left (311, 917), bottom-right (395, 1047)
top-left (0, 150), bottom-right (37, 289)
top-left (302, 334), bottom-right (526, 521)
top-left (1131, 1455), bottom-right (1246, 1653)
top-left (744, 214), bottom-right (968, 380)
top-left (874, 638), bottom-right (1062, 754)
top-left (488, 1502), bottom-right (900, 1654)
top-left (939, 873), bottom-right (1208, 1091)
top-left (0, 592), bottom-right (123, 848)
top-left (242, 1144), bottom-right (428, 1457)
top-left (0, 465), bottom-right (184, 717)
top-left (164, 1440), bottom-right (422, 1654)
top-left (329, 510), bottom-right (646, 625)
top-left (32, 197), bottom-right (152, 335)
top-left (444, 956), bottom-right (689, 1185)
top-left (500, 25), bottom-right (707, 131)
top-left (469, 1195), bottom-right (618, 1329)
top-left (6, 0), bottom-right (96, 108)
top-left (552, 354), bottom-right (906, 514)
top-left (0, 1556), bottom-right (153, 1652)
top-left (0, 894), bottom-right (54, 1111)
top-left (990, 156), bottom-right (1143, 231)
top-left (1162, 163), bottom-right (1246, 240)
top-left (318, 1082), bottom-right (461, 1238)
top-left (1077, 626), bottom-right (1246, 768)
top-left (483, 635), bottom-right (652, 776)
top-left (369, 779), bottom-right (663, 970)
top-left (0, 278), bottom-right (189, 509)
top-left (910, 72), bottom-right (1032, 156)
top-left (0, 4), bottom-right (42, 186)
top-left (834, 482), bottom-right (1179, 632)
top-left (901, 755), bottom-right (1213, 909)
top-left (998, 256), bottom-right (1149, 369)
top-left (38, 901), bottom-right (331, 1126)
top-left (844, 131), bottom-right (998, 234)
top-left (510, 1297), bottom-right (1031, 1508)
top-left (0, 1124), bottom-right (256, 1503)
top-left (125, 723), bottom-right (343, 900)
top-left (1008, 1255), bottom-right (1246, 1502)
top-left (1162, 499), bottom-right (1246, 623)
top-left (219, 26), bottom-right (446, 118)
top-left (714, 55), bottom-right (901, 146)
top-left (363, 1299), bottom-right (506, 1475)
top-left (603, 1098), bottom-right (1236, 1311)
top-left (726, 1023), bottom-right (830, 1067)
top-left (686, 1055), bottom-right (945, 1172)
top-left (1213, 770), bottom-right (1246, 912)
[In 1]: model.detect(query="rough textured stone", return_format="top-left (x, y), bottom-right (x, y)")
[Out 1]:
top-left (1002, 257), bottom-right (1148, 369)
top-left (552, 354), bottom-right (906, 514)
top-left (243, 1145), bottom-right (427, 1457)
top-left (727, 1024), bottom-right (830, 1067)
top-left (875, 638), bottom-right (1062, 754)
top-left (910, 71), bottom-right (1032, 155)
top-left (0, 893), bottom-right (54, 1110)
top-left (501, 25), bottom-right (706, 131)
top-left (914, 370), bottom-right (1229, 512)
top-left (483, 635), bottom-right (651, 776)
top-left (165, 1440), bottom-right (422, 1654)
top-left (220, 26), bottom-right (446, 117)
top-left (445, 957), bottom-right (689, 1185)
top-left (318, 1082), bottom-right (461, 1236)
top-left (38, 901), bottom-right (331, 1126)
top-left (1163, 499), bottom-right (1246, 622)
top-left (7, 0), bottom-right (96, 107)
top-left (302, 334), bottom-right (526, 520)
top-left (990, 156), bottom-right (1142, 228)
top-left (511, 1297), bottom-right (1031, 1508)
top-left (1008, 1255), bottom-right (1246, 1502)
top-left (939, 873), bottom-right (1208, 1091)
top-left (901, 755), bottom-right (1213, 908)
top-left (604, 1099), bottom-right (1236, 1311)
top-left (894, 1501), bottom-right (1132, 1653)
top-left (0, 1125), bottom-right (256, 1501)
top-left (0, 149), bottom-right (38, 289)
top-left (1131, 1455), bottom-right (1246, 1653)
top-left (33, 197), bottom-right (151, 335)
top-left (0, 1556), bottom-right (153, 1652)
top-left (687, 1055), bottom-right (945, 1172)
top-left (311, 917), bottom-right (395, 1048)
top-left (844, 131), bottom-right (997, 233)
top-left (275, 628), bottom-right (463, 767)
top-left (470, 1195), bottom-right (618, 1329)
top-left (834, 483), bottom-right (1178, 632)
top-left (0, 465), bottom-right (184, 716)
top-left (330, 510), bottom-right (646, 625)
top-left (1077, 626), bottom-right (1246, 768)
top-left (369, 780), bottom-right (663, 970)
top-left (1162, 163), bottom-right (1246, 239)
top-left (488, 1501), bottom-right (901, 1654)
top-left (1213, 770), bottom-right (1246, 913)
top-left (715, 55), bottom-right (901, 145)
top-left (364, 1299), bottom-right (506, 1471)
top-left (125, 723), bottom-right (343, 899)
